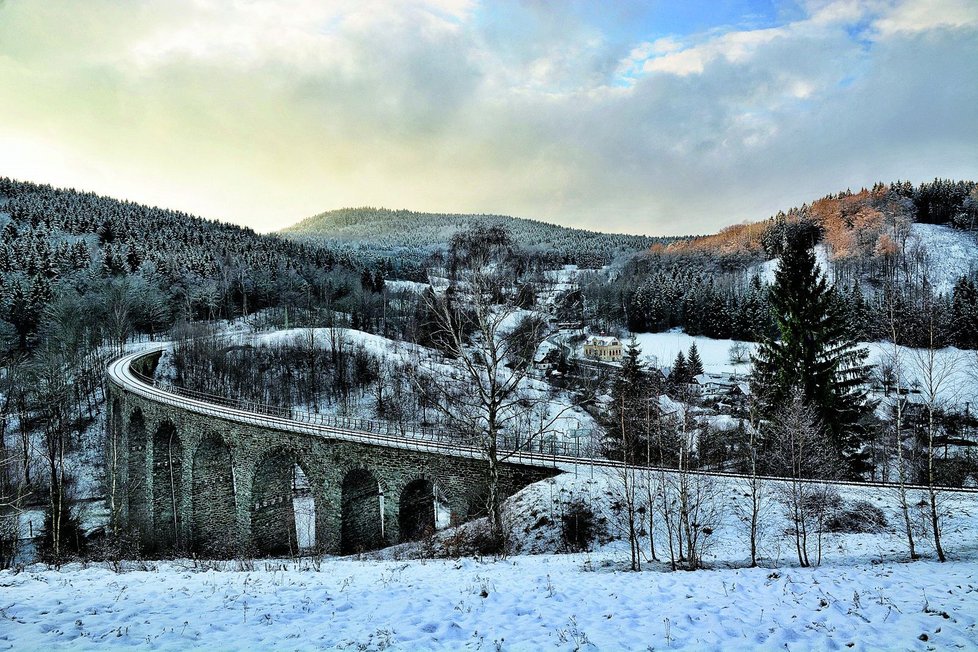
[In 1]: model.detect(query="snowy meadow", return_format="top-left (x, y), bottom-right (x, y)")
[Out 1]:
top-left (3, 467), bottom-right (977, 651)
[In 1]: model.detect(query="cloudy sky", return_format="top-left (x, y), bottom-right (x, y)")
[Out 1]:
top-left (0, 0), bottom-right (976, 236)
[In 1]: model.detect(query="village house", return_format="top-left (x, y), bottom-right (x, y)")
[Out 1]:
top-left (583, 335), bottom-right (623, 361)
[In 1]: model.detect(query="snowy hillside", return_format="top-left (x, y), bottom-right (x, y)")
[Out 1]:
top-left (280, 207), bottom-right (667, 267)
top-left (158, 326), bottom-right (600, 444)
top-left (752, 224), bottom-right (978, 295)
top-left (910, 223), bottom-right (978, 295)
top-left (756, 244), bottom-right (831, 286)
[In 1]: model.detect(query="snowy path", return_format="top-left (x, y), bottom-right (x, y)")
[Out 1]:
top-left (1, 556), bottom-right (976, 650)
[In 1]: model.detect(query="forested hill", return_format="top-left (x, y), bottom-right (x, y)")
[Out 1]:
top-left (663, 179), bottom-right (978, 262)
top-left (0, 178), bottom-right (374, 348)
top-left (604, 179), bottom-right (978, 348)
top-left (280, 207), bottom-right (671, 270)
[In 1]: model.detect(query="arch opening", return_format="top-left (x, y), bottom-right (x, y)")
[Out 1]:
top-left (250, 449), bottom-right (317, 556)
top-left (340, 469), bottom-right (384, 554)
top-left (152, 420), bottom-right (183, 551)
top-left (399, 478), bottom-right (436, 543)
top-left (291, 465), bottom-right (316, 551)
top-left (191, 432), bottom-right (236, 556)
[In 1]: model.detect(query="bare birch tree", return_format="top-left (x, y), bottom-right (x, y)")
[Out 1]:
top-left (910, 312), bottom-right (962, 562)
top-left (735, 402), bottom-right (770, 568)
top-left (771, 389), bottom-right (834, 567)
top-left (882, 290), bottom-right (919, 560)
top-left (413, 226), bottom-right (568, 544)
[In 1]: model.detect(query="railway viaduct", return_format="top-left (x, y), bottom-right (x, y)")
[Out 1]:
top-left (106, 348), bottom-right (559, 556)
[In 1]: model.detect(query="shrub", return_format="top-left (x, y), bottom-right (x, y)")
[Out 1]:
top-left (824, 499), bottom-right (888, 534)
top-left (561, 499), bottom-right (597, 552)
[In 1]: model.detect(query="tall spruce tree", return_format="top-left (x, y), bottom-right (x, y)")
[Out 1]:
top-left (687, 343), bottom-right (704, 378)
top-left (603, 340), bottom-right (654, 463)
top-left (951, 276), bottom-right (978, 349)
top-left (670, 350), bottom-right (688, 385)
top-left (751, 224), bottom-right (873, 478)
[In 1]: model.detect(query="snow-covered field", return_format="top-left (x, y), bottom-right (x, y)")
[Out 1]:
top-left (3, 555), bottom-right (976, 650)
top-left (630, 331), bottom-right (753, 375)
top-left (4, 467), bottom-right (978, 650)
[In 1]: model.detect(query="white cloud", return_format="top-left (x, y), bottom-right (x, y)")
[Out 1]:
top-left (0, 0), bottom-right (975, 236)
top-left (640, 27), bottom-right (788, 76)
top-left (874, 0), bottom-right (978, 35)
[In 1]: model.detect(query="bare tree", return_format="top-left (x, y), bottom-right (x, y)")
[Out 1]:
top-left (611, 393), bottom-right (642, 571)
top-left (413, 226), bottom-right (568, 543)
top-left (0, 442), bottom-right (29, 569)
top-left (653, 398), bottom-right (722, 571)
top-left (30, 343), bottom-right (80, 565)
top-left (103, 278), bottom-right (138, 355)
top-left (910, 311), bottom-right (962, 563)
top-left (735, 401), bottom-right (770, 568)
top-left (882, 291), bottom-right (919, 560)
top-left (675, 410), bottom-right (722, 571)
top-left (771, 389), bottom-right (834, 567)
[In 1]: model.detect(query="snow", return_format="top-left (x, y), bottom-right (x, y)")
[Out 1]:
top-left (4, 466), bottom-right (978, 650)
top-left (753, 224), bottom-right (978, 296)
top-left (384, 279), bottom-right (427, 294)
top-left (757, 244), bottom-right (831, 286)
top-left (909, 223), bottom-right (978, 296)
top-left (3, 556), bottom-right (976, 650)
top-left (629, 330), bottom-right (754, 376)
top-left (863, 341), bottom-right (978, 404)
top-left (247, 327), bottom-right (415, 361)
top-left (626, 330), bottom-right (978, 408)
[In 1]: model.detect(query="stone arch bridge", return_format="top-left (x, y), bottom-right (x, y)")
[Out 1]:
top-left (107, 348), bottom-right (559, 556)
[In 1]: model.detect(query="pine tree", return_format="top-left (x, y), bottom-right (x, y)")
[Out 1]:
top-left (951, 276), bottom-right (978, 349)
top-left (847, 280), bottom-right (872, 341)
top-left (603, 340), bottom-right (652, 463)
top-left (751, 226), bottom-right (873, 478)
top-left (687, 343), bottom-right (704, 378)
top-left (670, 350), bottom-right (688, 385)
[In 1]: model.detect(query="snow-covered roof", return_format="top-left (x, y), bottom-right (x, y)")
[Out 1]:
top-left (533, 340), bottom-right (558, 363)
top-left (585, 336), bottom-right (620, 347)
top-left (694, 373), bottom-right (741, 387)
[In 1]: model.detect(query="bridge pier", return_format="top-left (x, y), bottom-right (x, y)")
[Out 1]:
top-left (177, 428), bottom-right (199, 552)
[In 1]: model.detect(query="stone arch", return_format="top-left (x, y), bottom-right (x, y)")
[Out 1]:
top-left (152, 420), bottom-right (183, 551)
top-left (126, 407), bottom-right (151, 540)
top-left (250, 448), bottom-right (319, 556)
top-left (340, 469), bottom-right (385, 554)
top-left (191, 432), bottom-right (237, 556)
top-left (399, 478), bottom-right (436, 543)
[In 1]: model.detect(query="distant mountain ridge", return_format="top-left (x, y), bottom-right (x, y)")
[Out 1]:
top-left (280, 207), bottom-right (672, 269)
